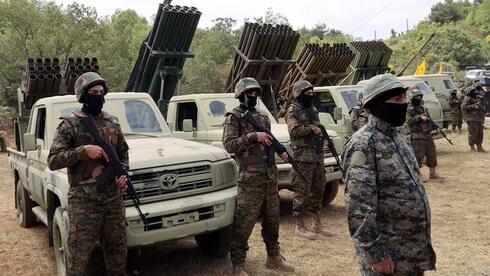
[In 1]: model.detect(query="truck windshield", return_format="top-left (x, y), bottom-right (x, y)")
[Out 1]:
top-left (54, 98), bottom-right (171, 136)
top-left (340, 90), bottom-right (360, 111)
top-left (202, 97), bottom-right (277, 128)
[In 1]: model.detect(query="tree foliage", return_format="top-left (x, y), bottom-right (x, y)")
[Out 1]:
top-left (0, 0), bottom-right (149, 106)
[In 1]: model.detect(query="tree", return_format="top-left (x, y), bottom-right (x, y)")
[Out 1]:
top-left (390, 29), bottom-right (398, 38)
top-left (252, 8), bottom-right (290, 26)
top-left (429, 0), bottom-right (472, 24)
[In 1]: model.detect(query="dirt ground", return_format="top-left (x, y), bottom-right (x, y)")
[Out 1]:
top-left (0, 120), bottom-right (489, 276)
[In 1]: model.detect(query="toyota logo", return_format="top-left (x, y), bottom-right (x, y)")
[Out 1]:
top-left (159, 174), bottom-right (179, 190)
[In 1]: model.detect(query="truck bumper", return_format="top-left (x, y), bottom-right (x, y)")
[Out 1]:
top-left (125, 186), bottom-right (237, 247)
top-left (276, 156), bottom-right (342, 190)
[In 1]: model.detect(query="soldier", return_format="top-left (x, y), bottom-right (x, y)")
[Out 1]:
top-left (349, 93), bottom-right (369, 132)
top-left (448, 89), bottom-right (463, 133)
top-left (285, 80), bottom-right (332, 240)
top-left (406, 89), bottom-right (443, 180)
top-left (47, 72), bottom-right (129, 275)
top-left (222, 77), bottom-right (295, 276)
top-left (342, 74), bottom-right (436, 275)
top-left (462, 85), bottom-right (486, 152)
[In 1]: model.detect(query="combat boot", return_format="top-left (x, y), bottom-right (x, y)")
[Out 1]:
top-left (294, 216), bottom-right (316, 240)
top-left (476, 144), bottom-right (486, 152)
top-left (233, 264), bottom-right (248, 276)
top-left (470, 145), bottom-right (477, 152)
top-left (265, 255), bottom-right (295, 272)
top-left (311, 211), bottom-right (334, 237)
top-left (429, 167), bottom-right (445, 180)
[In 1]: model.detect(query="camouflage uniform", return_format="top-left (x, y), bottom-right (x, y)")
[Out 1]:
top-left (349, 106), bottom-right (369, 132)
top-left (448, 93), bottom-right (463, 131)
top-left (48, 72), bottom-right (128, 276)
top-left (342, 116), bottom-right (436, 275)
top-left (406, 103), bottom-right (437, 168)
top-left (285, 100), bottom-right (326, 217)
top-left (462, 94), bottom-right (485, 146)
top-left (223, 106), bottom-right (281, 267)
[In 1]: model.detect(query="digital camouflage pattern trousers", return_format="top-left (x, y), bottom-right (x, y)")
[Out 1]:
top-left (293, 161), bottom-right (326, 217)
top-left (67, 183), bottom-right (127, 276)
top-left (411, 139), bottom-right (437, 168)
top-left (451, 113), bottom-right (463, 130)
top-left (466, 121), bottom-right (484, 145)
top-left (230, 179), bottom-right (280, 266)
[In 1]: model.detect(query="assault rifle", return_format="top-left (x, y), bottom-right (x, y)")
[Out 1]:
top-left (80, 115), bottom-right (150, 230)
top-left (414, 105), bottom-right (453, 145)
top-left (427, 118), bottom-right (453, 145)
top-left (241, 110), bottom-right (309, 183)
top-left (304, 108), bottom-right (343, 171)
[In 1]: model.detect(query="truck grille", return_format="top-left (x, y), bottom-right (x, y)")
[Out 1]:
top-left (124, 165), bottom-right (213, 201)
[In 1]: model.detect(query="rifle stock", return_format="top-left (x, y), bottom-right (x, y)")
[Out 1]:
top-left (80, 115), bottom-right (150, 230)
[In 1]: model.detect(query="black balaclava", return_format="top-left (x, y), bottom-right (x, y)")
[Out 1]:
top-left (366, 88), bottom-right (408, 127)
top-left (411, 97), bottom-right (422, 106)
top-left (239, 92), bottom-right (258, 111)
top-left (81, 88), bottom-right (105, 116)
top-left (298, 93), bottom-right (314, 107)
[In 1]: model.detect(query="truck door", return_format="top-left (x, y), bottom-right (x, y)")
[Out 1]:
top-left (25, 106), bottom-right (48, 207)
top-left (173, 101), bottom-right (207, 143)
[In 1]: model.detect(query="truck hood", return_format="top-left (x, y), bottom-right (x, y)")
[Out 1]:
top-left (126, 137), bottom-right (230, 170)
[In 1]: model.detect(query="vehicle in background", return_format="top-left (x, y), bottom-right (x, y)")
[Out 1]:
top-left (8, 92), bottom-right (238, 274)
top-left (465, 69), bottom-right (488, 81)
top-left (167, 93), bottom-right (342, 205)
top-left (406, 74), bottom-right (454, 129)
top-left (315, 77), bottom-right (445, 151)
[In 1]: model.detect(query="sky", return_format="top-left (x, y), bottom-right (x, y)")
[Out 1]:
top-left (54, 0), bottom-right (443, 40)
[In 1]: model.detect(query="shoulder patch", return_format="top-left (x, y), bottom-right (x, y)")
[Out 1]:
top-left (381, 148), bottom-right (393, 159)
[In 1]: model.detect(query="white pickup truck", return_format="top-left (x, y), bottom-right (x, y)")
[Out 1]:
top-left (166, 93), bottom-right (343, 205)
top-left (8, 92), bottom-right (237, 274)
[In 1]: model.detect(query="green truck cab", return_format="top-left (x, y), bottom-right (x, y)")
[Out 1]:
top-left (8, 92), bottom-right (237, 274)
top-left (166, 93), bottom-right (342, 205)
top-left (315, 77), bottom-right (445, 149)
top-left (404, 74), bottom-right (455, 129)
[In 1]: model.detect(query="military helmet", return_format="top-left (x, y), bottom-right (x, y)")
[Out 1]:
top-left (409, 89), bottom-right (423, 100)
top-left (362, 74), bottom-right (407, 107)
top-left (234, 77), bottom-right (262, 98)
top-left (74, 72), bottom-right (108, 103)
top-left (292, 80), bottom-right (314, 98)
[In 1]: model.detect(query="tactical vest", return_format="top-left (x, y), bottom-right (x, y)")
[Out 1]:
top-left (287, 103), bottom-right (319, 149)
top-left (226, 107), bottom-right (271, 167)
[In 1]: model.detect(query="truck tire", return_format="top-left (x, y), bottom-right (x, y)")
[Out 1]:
top-left (53, 207), bottom-right (68, 276)
top-left (16, 180), bottom-right (37, 228)
top-left (195, 226), bottom-right (232, 257)
top-left (322, 180), bottom-right (339, 206)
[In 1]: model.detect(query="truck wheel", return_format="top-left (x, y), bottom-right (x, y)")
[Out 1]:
top-left (195, 226), bottom-right (232, 257)
top-left (16, 180), bottom-right (37, 228)
top-left (322, 180), bottom-right (339, 206)
top-left (53, 207), bottom-right (68, 276)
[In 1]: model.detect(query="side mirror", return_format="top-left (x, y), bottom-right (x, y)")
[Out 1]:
top-left (183, 119), bottom-right (193, 132)
top-left (23, 133), bottom-right (36, 151)
top-left (333, 107), bottom-right (343, 121)
top-left (431, 86), bottom-right (435, 91)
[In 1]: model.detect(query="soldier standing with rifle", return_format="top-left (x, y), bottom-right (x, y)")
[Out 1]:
top-left (448, 89), bottom-right (463, 134)
top-left (343, 74), bottom-right (436, 276)
top-left (222, 77), bottom-right (295, 276)
top-left (349, 93), bottom-right (369, 132)
top-left (48, 72), bottom-right (129, 275)
top-left (406, 89), bottom-right (443, 180)
top-left (285, 80), bottom-right (333, 240)
top-left (462, 85), bottom-right (486, 152)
